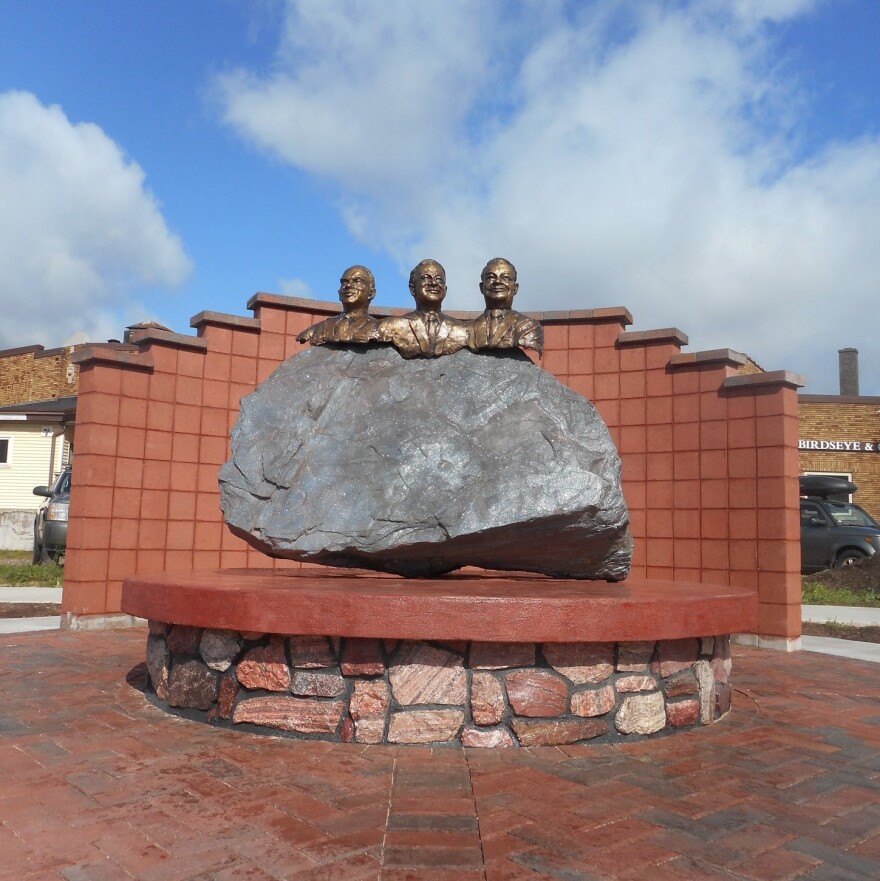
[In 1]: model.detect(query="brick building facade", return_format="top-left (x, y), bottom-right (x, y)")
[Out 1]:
top-left (0, 344), bottom-right (84, 406)
top-left (798, 395), bottom-right (880, 518)
top-left (62, 293), bottom-right (803, 646)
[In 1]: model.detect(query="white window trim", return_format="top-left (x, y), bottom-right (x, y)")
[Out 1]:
top-left (0, 435), bottom-right (11, 467)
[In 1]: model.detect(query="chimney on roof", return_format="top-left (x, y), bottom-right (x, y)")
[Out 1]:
top-left (838, 347), bottom-right (859, 396)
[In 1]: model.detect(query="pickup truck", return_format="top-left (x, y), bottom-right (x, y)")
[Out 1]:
top-left (800, 475), bottom-right (880, 572)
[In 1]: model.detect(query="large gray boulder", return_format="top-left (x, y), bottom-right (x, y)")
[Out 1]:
top-left (219, 346), bottom-right (632, 580)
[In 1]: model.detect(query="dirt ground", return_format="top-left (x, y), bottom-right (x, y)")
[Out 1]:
top-left (0, 602), bottom-right (60, 618)
top-left (803, 552), bottom-right (880, 593)
top-left (802, 622), bottom-right (880, 644)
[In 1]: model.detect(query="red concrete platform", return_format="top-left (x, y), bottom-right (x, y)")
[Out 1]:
top-left (121, 568), bottom-right (758, 642)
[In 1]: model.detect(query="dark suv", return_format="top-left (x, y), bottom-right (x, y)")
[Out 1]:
top-left (32, 466), bottom-right (71, 563)
top-left (800, 475), bottom-right (880, 573)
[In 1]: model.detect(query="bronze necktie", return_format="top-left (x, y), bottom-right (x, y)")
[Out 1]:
top-left (425, 313), bottom-right (440, 351)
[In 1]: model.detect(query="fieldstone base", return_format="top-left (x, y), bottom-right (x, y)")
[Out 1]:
top-left (143, 622), bottom-right (734, 746)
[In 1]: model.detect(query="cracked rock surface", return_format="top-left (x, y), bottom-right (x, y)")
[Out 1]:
top-left (219, 345), bottom-right (632, 579)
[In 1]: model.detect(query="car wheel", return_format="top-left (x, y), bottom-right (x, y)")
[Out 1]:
top-left (834, 549), bottom-right (866, 568)
top-left (32, 539), bottom-right (42, 564)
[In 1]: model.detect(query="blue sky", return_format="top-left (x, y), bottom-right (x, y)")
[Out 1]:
top-left (1, 0), bottom-right (879, 394)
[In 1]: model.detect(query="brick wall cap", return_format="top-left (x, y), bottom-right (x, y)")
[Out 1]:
top-left (134, 329), bottom-right (208, 352)
top-left (668, 348), bottom-right (748, 368)
top-left (723, 370), bottom-right (804, 390)
top-left (33, 345), bottom-right (82, 360)
top-left (0, 344), bottom-right (45, 358)
top-left (70, 346), bottom-right (155, 371)
top-left (617, 328), bottom-right (688, 348)
top-left (799, 393), bottom-right (880, 404)
top-left (541, 306), bottom-right (633, 325)
top-left (190, 311), bottom-right (261, 331)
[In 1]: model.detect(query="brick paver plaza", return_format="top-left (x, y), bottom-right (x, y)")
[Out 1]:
top-left (1, 629), bottom-right (878, 880)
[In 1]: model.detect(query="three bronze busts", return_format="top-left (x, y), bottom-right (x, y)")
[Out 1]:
top-left (297, 258), bottom-right (543, 357)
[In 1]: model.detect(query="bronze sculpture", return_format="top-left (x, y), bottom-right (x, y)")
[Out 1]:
top-left (469, 258), bottom-right (543, 355)
top-left (377, 259), bottom-right (470, 358)
top-left (297, 265), bottom-right (381, 345)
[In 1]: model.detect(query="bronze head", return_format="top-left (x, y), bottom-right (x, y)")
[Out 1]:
top-left (409, 259), bottom-right (446, 312)
top-left (338, 265), bottom-right (376, 314)
top-left (480, 258), bottom-right (518, 310)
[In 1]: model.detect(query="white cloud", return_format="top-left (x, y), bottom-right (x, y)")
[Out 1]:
top-left (216, 0), bottom-right (880, 392)
top-left (0, 91), bottom-right (191, 349)
top-left (278, 276), bottom-right (312, 297)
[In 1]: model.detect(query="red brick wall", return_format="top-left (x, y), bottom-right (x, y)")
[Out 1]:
top-left (63, 296), bottom-right (802, 639)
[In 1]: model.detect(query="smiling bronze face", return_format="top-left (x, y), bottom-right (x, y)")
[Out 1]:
top-left (338, 265), bottom-right (375, 312)
top-left (480, 258), bottom-right (518, 310)
top-left (409, 259), bottom-right (447, 311)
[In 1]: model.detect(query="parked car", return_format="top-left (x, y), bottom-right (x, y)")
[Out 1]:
top-left (32, 466), bottom-right (71, 563)
top-left (800, 475), bottom-right (880, 573)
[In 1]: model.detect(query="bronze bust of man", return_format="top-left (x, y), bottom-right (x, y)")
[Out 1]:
top-left (297, 265), bottom-right (381, 346)
top-left (378, 259), bottom-right (469, 358)
top-left (469, 258), bottom-right (543, 355)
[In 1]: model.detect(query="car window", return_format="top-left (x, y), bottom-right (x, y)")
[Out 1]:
top-left (800, 503), bottom-right (826, 526)
top-left (824, 502), bottom-right (879, 528)
top-left (54, 470), bottom-right (71, 494)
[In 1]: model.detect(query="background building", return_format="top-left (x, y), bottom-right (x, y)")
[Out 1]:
top-left (798, 349), bottom-right (880, 518)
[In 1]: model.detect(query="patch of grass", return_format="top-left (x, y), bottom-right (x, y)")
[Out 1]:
top-left (0, 550), bottom-right (31, 562)
top-left (0, 562), bottom-right (63, 587)
top-left (802, 580), bottom-right (880, 608)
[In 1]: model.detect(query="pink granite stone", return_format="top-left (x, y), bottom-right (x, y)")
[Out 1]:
top-left (217, 674), bottom-right (238, 720)
top-left (291, 670), bottom-right (346, 697)
top-left (614, 692), bottom-right (666, 735)
top-left (715, 682), bottom-right (732, 716)
top-left (713, 634), bottom-right (731, 660)
top-left (199, 629), bottom-right (243, 672)
top-left (469, 642), bottom-right (536, 669)
top-left (351, 679), bottom-right (390, 720)
top-left (387, 709), bottom-right (464, 744)
top-left (166, 625), bottom-right (202, 656)
top-left (354, 718), bottom-right (386, 743)
top-left (167, 659), bottom-right (217, 711)
top-left (712, 656), bottom-right (731, 685)
top-left (504, 670), bottom-right (568, 717)
top-left (340, 715), bottom-right (355, 743)
top-left (461, 727), bottom-right (515, 748)
top-left (146, 634), bottom-right (169, 700)
top-left (663, 669), bottom-right (699, 697)
top-left (570, 685), bottom-right (616, 717)
top-left (471, 672), bottom-right (505, 726)
top-left (542, 643), bottom-right (613, 684)
top-left (666, 699), bottom-right (700, 727)
top-left (616, 674), bottom-right (658, 693)
top-left (656, 638), bottom-right (699, 678)
top-left (435, 641), bottom-right (468, 654)
top-left (512, 718), bottom-right (608, 746)
top-left (340, 638), bottom-right (385, 676)
top-left (616, 640), bottom-right (656, 672)
top-left (389, 643), bottom-right (466, 706)
top-left (232, 696), bottom-right (344, 734)
top-left (235, 637), bottom-right (291, 692)
top-left (288, 635), bottom-right (337, 668)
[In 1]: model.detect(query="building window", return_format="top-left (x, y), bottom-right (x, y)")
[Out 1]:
top-left (803, 470), bottom-right (852, 503)
top-left (0, 437), bottom-right (10, 465)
